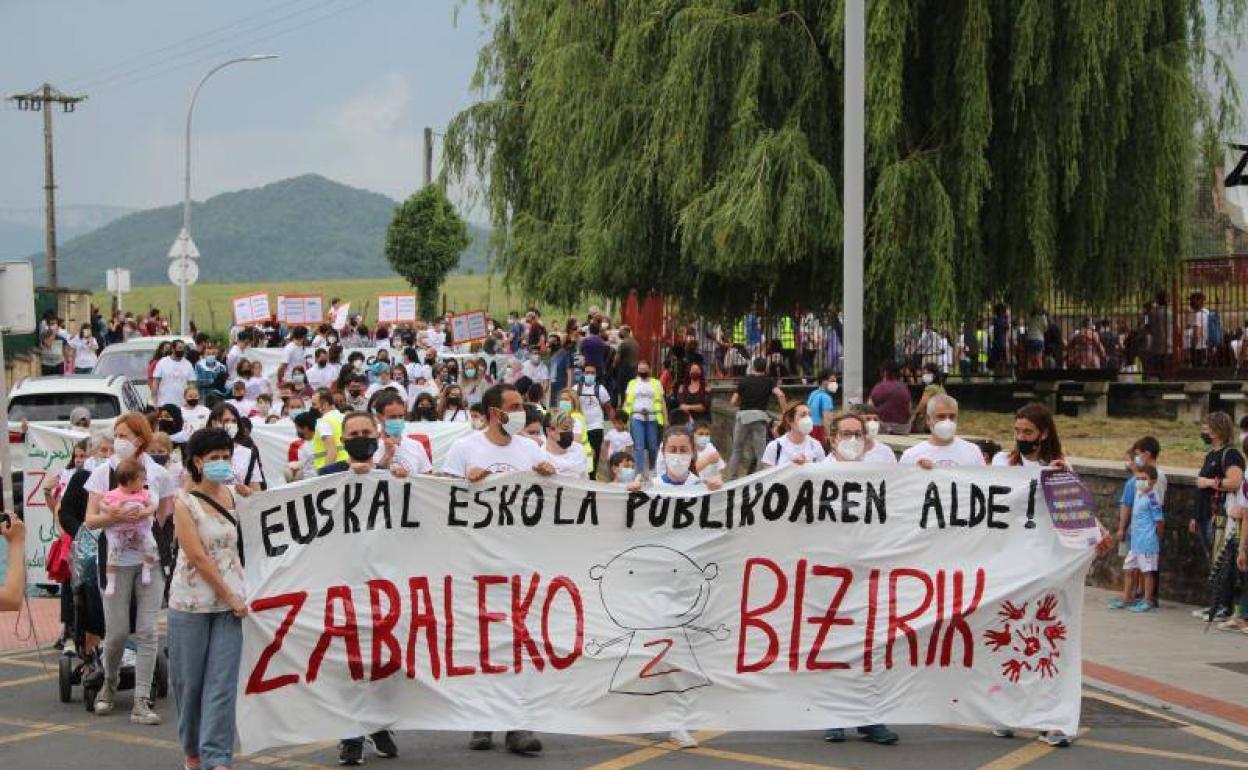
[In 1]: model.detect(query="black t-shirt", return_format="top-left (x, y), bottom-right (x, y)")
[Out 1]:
top-left (1195, 446), bottom-right (1246, 523)
top-left (736, 374), bottom-right (776, 411)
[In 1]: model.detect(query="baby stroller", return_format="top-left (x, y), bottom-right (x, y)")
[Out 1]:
top-left (57, 522), bottom-right (167, 710)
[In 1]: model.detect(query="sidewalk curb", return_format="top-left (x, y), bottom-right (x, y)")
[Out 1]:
top-left (1085, 660), bottom-right (1248, 739)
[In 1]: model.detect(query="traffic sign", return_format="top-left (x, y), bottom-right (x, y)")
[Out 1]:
top-left (167, 228), bottom-right (200, 260)
top-left (168, 258), bottom-right (199, 287)
top-left (106, 267), bottom-right (130, 293)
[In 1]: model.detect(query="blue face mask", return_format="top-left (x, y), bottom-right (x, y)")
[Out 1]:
top-left (290, 408), bottom-right (307, 419)
top-left (584, 373), bottom-right (596, 386)
top-left (204, 355), bottom-right (217, 366)
top-left (384, 418), bottom-right (405, 438)
top-left (203, 459), bottom-right (233, 483)
top-left (617, 467), bottom-right (637, 483)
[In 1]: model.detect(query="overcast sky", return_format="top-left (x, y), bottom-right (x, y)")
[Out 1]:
top-left (0, 0), bottom-right (485, 211)
top-left (2, 1), bottom-right (1246, 217)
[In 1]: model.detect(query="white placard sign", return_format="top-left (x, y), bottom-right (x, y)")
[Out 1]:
top-left (236, 464), bottom-right (1095, 753)
top-left (233, 294), bottom-right (272, 326)
top-left (277, 295), bottom-right (324, 326)
top-left (377, 294), bottom-right (417, 324)
top-left (21, 425), bottom-right (87, 585)
top-left (450, 310), bottom-right (489, 344)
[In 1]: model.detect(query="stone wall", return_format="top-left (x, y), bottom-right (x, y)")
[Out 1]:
top-left (705, 387), bottom-right (1213, 606)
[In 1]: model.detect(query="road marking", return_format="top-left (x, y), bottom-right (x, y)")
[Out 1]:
top-left (688, 745), bottom-right (857, 770)
top-left (1078, 738), bottom-right (1248, 768)
top-left (576, 746), bottom-right (674, 770)
top-left (973, 742), bottom-right (1054, 770)
top-left (0, 723), bottom-right (74, 746)
top-left (0, 671), bottom-right (56, 688)
top-left (1085, 660), bottom-right (1248, 729)
top-left (1085, 689), bottom-right (1248, 753)
top-left (0, 656), bottom-right (53, 670)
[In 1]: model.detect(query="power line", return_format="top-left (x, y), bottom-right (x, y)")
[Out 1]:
top-left (57, 0), bottom-right (318, 88)
top-left (70, 0), bottom-right (352, 93)
top-left (88, 0), bottom-right (375, 97)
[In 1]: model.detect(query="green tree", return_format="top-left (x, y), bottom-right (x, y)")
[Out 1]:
top-left (384, 185), bottom-right (470, 320)
top-left (445, 0), bottom-right (1243, 327)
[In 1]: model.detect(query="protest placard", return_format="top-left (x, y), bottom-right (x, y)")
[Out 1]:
top-left (377, 294), bottom-right (417, 324)
top-left (276, 294), bottom-right (324, 326)
top-left (236, 464), bottom-right (1094, 752)
top-left (233, 293), bottom-right (272, 326)
top-left (449, 309), bottom-right (489, 344)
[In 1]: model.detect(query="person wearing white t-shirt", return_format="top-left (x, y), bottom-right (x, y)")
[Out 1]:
top-left (519, 347), bottom-right (550, 388)
top-left (225, 330), bottom-right (254, 379)
top-left (574, 362), bottom-right (613, 464)
top-left (543, 409), bottom-right (589, 479)
top-left (818, 412), bottom-right (900, 746)
top-left (181, 385), bottom-right (211, 432)
top-left (150, 340), bottom-right (196, 408)
top-left (898, 394), bottom-right (985, 469)
top-left (990, 404), bottom-right (1071, 471)
top-left (82, 413), bottom-right (174, 723)
top-left (441, 384), bottom-right (553, 758)
top-left (860, 410), bottom-right (899, 463)
top-left (600, 413), bottom-right (636, 473)
top-left (762, 404), bottom-right (827, 468)
top-left (364, 367), bottom-right (405, 404)
top-left (70, 325), bottom-right (99, 373)
top-left (277, 326), bottom-right (309, 385)
top-left (371, 391), bottom-right (433, 476)
top-left (692, 423), bottom-right (725, 478)
top-left (627, 428), bottom-right (725, 498)
top-left (305, 348), bottom-right (337, 391)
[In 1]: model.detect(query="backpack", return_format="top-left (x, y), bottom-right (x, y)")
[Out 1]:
top-left (1207, 310), bottom-right (1223, 347)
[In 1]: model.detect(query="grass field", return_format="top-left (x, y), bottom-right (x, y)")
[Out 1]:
top-left (94, 274), bottom-right (581, 336)
top-left (956, 411), bottom-right (1209, 468)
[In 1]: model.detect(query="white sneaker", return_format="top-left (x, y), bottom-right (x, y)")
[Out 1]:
top-left (1039, 731), bottom-right (1071, 747)
top-left (669, 730), bottom-right (698, 749)
top-left (93, 683), bottom-right (116, 716)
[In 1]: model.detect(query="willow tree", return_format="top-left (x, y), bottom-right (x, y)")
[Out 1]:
top-left (445, 0), bottom-right (1243, 327)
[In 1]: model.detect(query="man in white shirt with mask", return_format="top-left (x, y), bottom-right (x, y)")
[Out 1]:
top-left (899, 394), bottom-right (985, 468)
top-left (859, 406), bottom-right (898, 463)
top-left (150, 339), bottom-right (195, 408)
top-left (440, 383), bottom-right (553, 757)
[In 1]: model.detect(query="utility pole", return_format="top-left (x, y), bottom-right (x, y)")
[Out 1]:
top-left (6, 84), bottom-right (86, 288)
top-left (842, 1), bottom-right (865, 403)
top-left (423, 126), bottom-right (433, 187)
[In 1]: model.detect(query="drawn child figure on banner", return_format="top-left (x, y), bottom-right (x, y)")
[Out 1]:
top-left (587, 545), bottom-right (731, 695)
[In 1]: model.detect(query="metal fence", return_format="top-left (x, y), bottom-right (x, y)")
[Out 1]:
top-left (622, 254), bottom-right (1248, 384)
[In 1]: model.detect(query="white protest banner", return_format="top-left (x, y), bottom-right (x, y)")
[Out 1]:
top-left (22, 425), bottom-right (87, 584)
top-left (449, 310), bottom-right (489, 344)
top-left (233, 293), bottom-right (272, 326)
top-left (250, 420), bottom-right (470, 488)
top-left (236, 464), bottom-right (1095, 753)
top-left (277, 295), bottom-right (324, 326)
top-left (377, 294), bottom-right (417, 324)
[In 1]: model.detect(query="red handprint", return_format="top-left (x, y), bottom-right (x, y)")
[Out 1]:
top-left (1002, 659), bottom-right (1029, 683)
top-left (1019, 630), bottom-right (1042, 657)
top-left (1043, 621), bottom-right (1067, 648)
top-left (983, 625), bottom-right (1012, 652)
top-left (998, 600), bottom-right (1027, 622)
top-left (1035, 594), bottom-right (1059, 622)
top-left (1036, 657), bottom-right (1059, 679)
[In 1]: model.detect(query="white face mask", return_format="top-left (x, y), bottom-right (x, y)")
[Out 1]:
top-left (826, 381), bottom-right (839, 394)
top-left (223, 423), bottom-right (239, 439)
top-left (865, 420), bottom-right (880, 438)
top-left (501, 410), bottom-right (526, 436)
top-left (932, 418), bottom-right (957, 442)
top-left (665, 453), bottom-right (692, 477)
top-left (694, 435), bottom-right (710, 449)
top-left (796, 416), bottom-right (814, 435)
top-left (838, 437), bottom-right (865, 461)
top-left (921, 373), bottom-right (935, 385)
top-left (113, 438), bottom-right (137, 460)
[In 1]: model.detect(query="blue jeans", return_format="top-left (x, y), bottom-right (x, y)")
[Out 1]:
top-left (169, 610), bottom-right (243, 768)
top-left (630, 418), bottom-right (660, 476)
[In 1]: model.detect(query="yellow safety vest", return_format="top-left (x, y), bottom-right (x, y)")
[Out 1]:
top-left (311, 410), bottom-right (349, 469)
top-left (976, 330), bottom-right (988, 364)
top-left (624, 378), bottom-right (666, 426)
top-left (780, 316), bottom-right (795, 349)
top-left (571, 412), bottom-right (595, 472)
top-left (733, 318), bottom-right (746, 346)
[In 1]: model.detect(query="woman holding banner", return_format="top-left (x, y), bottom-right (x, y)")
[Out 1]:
top-left (167, 428), bottom-right (248, 770)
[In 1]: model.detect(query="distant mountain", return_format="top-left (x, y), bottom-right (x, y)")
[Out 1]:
top-left (27, 175), bottom-right (490, 287)
top-left (0, 204), bottom-right (133, 261)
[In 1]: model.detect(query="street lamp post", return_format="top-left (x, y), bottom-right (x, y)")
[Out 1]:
top-left (842, 0), bottom-right (865, 403)
top-left (177, 54), bottom-right (278, 335)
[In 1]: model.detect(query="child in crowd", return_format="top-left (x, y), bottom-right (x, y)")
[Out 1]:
top-left (1110, 464), bottom-right (1165, 612)
top-left (601, 413), bottom-right (635, 477)
top-left (607, 451), bottom-right (636, 484)
top-left (101, 458), bottom-right (160, 596)
top-left (469, 403), bottom-right (486, 431)
top-left (693, 423), bottom-right (725, 479)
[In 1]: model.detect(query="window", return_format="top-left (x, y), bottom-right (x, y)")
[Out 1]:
top-left (9, 393), bottom-right (120, 422)
top-left (93, 350), bottom-right (152, 381)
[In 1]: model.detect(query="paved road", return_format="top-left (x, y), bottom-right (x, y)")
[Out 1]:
top-left (0, 646), bottom-right (1243, 770)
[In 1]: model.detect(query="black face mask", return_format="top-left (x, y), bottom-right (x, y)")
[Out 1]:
top-left (185, 399), bottom-right (199, 407)
top-left (149, 454), bottom-right (170, 466)
top-left (158, 419), bottom-right (178, 435)
top-left (173, 350), bottom-right (185, 359)
top-left (416, 407), bottom-right (435, 418)
top-left (343, 436), bottom-right (379, 462)
top-left (447, 397), bottom-right (461, 407)
top-left (557, 431), bottom-right (575, 449)
top-left (1016, 439), bottom-right (1038, 456)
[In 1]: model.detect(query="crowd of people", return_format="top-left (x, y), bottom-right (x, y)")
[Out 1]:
top-left (5, 297), bottom-right (1247, 769)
